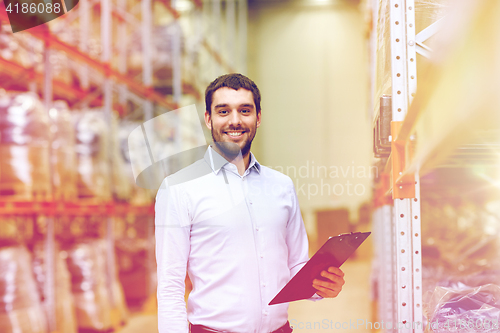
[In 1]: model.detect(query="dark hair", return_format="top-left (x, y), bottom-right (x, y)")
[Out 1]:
top-left (205, 73), bottom-right (261, 115)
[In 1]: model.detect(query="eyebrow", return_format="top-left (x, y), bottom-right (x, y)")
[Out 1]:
top-left (214, 103), bottom-right (255, 109)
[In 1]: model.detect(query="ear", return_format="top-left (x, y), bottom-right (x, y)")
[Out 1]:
top-left (256, 110), bottom-right (261, 128)
top-left (204, 111), bottom-right (212, 130)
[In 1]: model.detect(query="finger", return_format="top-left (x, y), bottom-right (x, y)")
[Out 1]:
top-left (313, 284), bottom-right (340, 298)
top-left (313, 279), bottom-right (331, 289)
top-left (327, 266), bottom-right (345, 277)
top-left (320, 271), bottom-right (345, 286)
top-left (313, 279), bottom-right (342, 293)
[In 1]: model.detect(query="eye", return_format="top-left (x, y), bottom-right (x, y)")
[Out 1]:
top-left (219, 110), bottom-right (229, 115)
top-left (241, 109), bottom-right (250, 114)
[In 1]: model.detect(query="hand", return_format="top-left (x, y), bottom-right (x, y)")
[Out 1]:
top-left (312, 266), bottom-right (345, 298)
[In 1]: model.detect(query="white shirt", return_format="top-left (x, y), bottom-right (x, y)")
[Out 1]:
top-left (155, 146), bottom-right (314, 333)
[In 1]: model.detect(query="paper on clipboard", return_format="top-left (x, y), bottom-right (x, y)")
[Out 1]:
top-left (269, 231), bottom-right (371, 305)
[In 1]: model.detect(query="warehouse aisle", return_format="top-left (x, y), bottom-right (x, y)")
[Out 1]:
top-left (118, 260), bottom-right (372, 333)
top-left (288, 261), bottom-right (372, 333)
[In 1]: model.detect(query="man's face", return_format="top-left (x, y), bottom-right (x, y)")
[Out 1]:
top-left (205, 87), bottom-right (261, 159)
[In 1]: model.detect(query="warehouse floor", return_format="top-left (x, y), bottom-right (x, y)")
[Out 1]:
top-left (118, 260), bottom-right (373, 333)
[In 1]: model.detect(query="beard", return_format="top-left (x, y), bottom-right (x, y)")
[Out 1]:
top-left (211, 121), bottom-right (256, 161)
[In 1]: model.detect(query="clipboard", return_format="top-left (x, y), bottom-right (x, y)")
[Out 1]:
top-left (268, 231), bottom-right (371, 305)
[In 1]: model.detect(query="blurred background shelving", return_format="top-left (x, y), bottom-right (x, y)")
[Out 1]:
top-left (0, 0), bottom-right (248, 332)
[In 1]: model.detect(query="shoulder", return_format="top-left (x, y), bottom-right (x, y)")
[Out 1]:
top-left (156, 158), bottom-right (213, 207)
top-left (259, 165), bottom-right (295, 190)
top-left (162, 158), bottom-right (212, 189)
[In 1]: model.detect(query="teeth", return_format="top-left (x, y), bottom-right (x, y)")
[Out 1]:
top-left (227, 132), bottom-right (243, 137)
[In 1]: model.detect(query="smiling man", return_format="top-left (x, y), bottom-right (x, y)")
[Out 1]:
top-left (155, 73), bottom-right (345, 333)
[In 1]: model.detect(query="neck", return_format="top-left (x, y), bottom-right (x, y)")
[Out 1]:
top-left (212, 145), bottom-right (250, 176)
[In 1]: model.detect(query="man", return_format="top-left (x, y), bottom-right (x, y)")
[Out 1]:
top-left (155, 73), bottom-right (345, 333)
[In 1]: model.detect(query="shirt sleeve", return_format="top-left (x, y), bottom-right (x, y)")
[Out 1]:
top-left (155, 180), bottom-right (191, 333)
top-left (285, 181), bottom-right (323, 301)
top-left (285, 182), bottom-right (309, 278)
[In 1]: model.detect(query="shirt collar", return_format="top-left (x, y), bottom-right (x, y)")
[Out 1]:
top-left (248, 151), bottom-right (261, 174)
top-left (204, 146), bottom-right (261, 175)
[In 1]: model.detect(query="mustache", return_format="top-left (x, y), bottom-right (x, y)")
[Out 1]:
top-left (221, 126), bottom-right (248, 131)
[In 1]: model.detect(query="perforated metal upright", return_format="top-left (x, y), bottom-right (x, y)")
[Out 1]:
top-left (388, 0), bottom-right (422, 332)
top-left (43, 42), bottom-right (57, 333)
top-left (100, 0), bottom-right (118, 314)
top-left (78, 0), bottom-right (90, 97)
top-left (212, 0), bottom-right (221, 77)
top-left (226, 0), bottom-right (236, 69)
top-left (374, 203), bottom-right (395, 328)
top-left (238, 0), bottom-right (247, 74)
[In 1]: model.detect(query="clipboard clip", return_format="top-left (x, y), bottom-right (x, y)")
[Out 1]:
top-left (329, 232), bottom-right (363, 241)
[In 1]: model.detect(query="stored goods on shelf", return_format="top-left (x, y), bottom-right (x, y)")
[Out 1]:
top-left (110, 114), bottom-right (133, 201)
top-left (116, 235), bottom-right (155, 304)
top-left (419, 170), bottom-right (500, 331)
top-left (73, 110), bottom-right (112, 201)
top-left (64, 238), bottom-right (128, 331)
top-left (129, 23), bottom-right (183, 89)
top-left (73, 109), bottom-right (135, 201)
top-left (118, 121), bottom-right (154, 205)
top-left (0, 245), bottom-right (48, 333)
top-left (421, 198), bottom-right (500, 275)
top-left (0, 27), bottom-right (73, 86)
top-left (32, 241), bottom-right (78, 333)
top-left (0, 91), bottom-right (51, 200)
top-left (425, 284), bottom-right (500, 333)
top-left (50, 100), bottom-right (78, 201)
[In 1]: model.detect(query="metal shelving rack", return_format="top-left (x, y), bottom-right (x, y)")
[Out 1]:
top-left (371, 1), bottom-right (423, 330)
top-left (0, 1), bottom-right (248, 332)
top-left (371, 0), bottom-right (500, 332)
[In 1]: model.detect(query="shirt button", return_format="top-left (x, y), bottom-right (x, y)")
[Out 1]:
top-left (256, 228), bottom-right (259, 231)
top-left (260, 254), bottom-right (264, 258)
top-left (262, 283), bottom-right (266, 287)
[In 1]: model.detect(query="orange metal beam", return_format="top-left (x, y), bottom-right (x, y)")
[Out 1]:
top-left (202, 39), bottom-right (235, 74)
top-left (0, 57), bottom-right (128, 109)
top-left (0, 4), bottom-right (203, 109)
top-left (0, 200), bottom-right (154, 216)
top-left (155, 0), bottom-right (180, 19)
top-left (182, 81), bottom-right (201, 101)
top-left (26, 26), bottom-right (179, 110)
top-left (391, 121), bottom-right (416, 199)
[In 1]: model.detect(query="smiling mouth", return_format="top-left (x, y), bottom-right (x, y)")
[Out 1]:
top-left (224, 131), bottom-right (246, 138)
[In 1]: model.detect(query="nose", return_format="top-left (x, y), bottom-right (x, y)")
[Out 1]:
top-left (228, 109), bottom-right (242, 127)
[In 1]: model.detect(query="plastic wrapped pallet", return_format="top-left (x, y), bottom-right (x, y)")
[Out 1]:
top-left (425, 284), bottom-right (500, 333)
top-left (0, 30), bottom-right (43, 72)
top-left (421, 196), bottom-right (500, 275)
top-left (32, 242), bottom-right (78, 333)
top-left (118, 121), bottom-right (154, 205)
top-left (128, 23), bottom-right (183, 90)
top-left (116, 237), bottom-right (152, 304)
top-left (50, 101), bottom-right (77, 201)
top-left (109, 113), bottom-right (132, 201)
top-left (65, 238), bottom-right (128, 331)
top-left (0, 27), bottom-right (71, 85)
top-left (72, 110), bottom-right (112, 201)
top-left (0, 245), bottom-right (48, 333)
top-left (73, 109), bottom-right (132, 201)
top-left (0, 91), bottom-right (51, 200)
top-left (420, 170), bottom-right (500, 330)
